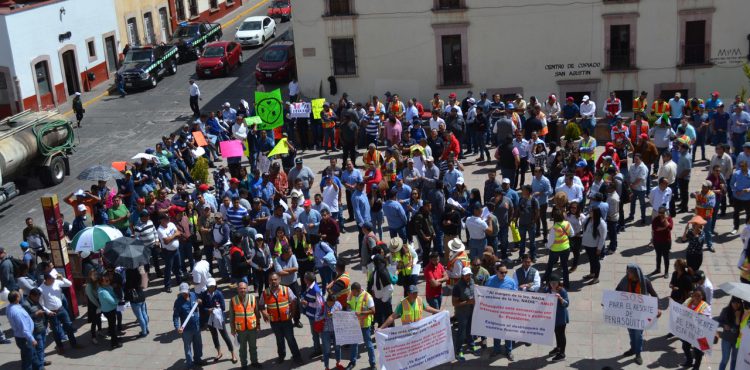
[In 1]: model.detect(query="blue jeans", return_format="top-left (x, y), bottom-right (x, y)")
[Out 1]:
top-left (50, 307), bottom-right (77, 347)
top-left (307, 317), bottom-right (322, 353)
top-left (704, 216), bottom-right (713, 249)
top-left (518, 224), bottom-right (536, 259)
top-left (319, 265), bottom-right (334, 291)
top-left (311, 122), bottom-right (322, 149)
top-left (720, 337), bottom-right (738, 370)
top-left (349, 326), bottom-right (376, 366)
top-left (498, 226), bottom-right (509, 260)
top-left (431, 218), bottom-right (444, 259)
top-left (180, 240), bottom-right (195, 273)
top-left (669, 117), bottom-right (681, 131)
top-left (388, 227), bottom-right (407, 241)
top-left (732, 133), bottom-right (746, 156)
top-left (162, 248), bottom-right (182, 288)
top-left (628, 189), bottom-right (647, 221)
top-left (131, 302), bottom-right (149, 335)
top-left (32, 332), bottom-right (45, 368)
top-left (322, 127), bottom-right (335, 151)
top-left (468, 238), bottom-right (487, 260)
top-left (427, 296), bottom-right (442, 310)
top-left (492, 339), bottom-right (513, 355)
top-left (628, 328), bottom-right (644, 354)
top-left (581, 118), bottom-right (595, 135)
top-left (321, 331), bottom-right (341, 368)
top-left (16, 337), bottom-right (41, 370)
top-left (181, 328), bottom-right (203, 367)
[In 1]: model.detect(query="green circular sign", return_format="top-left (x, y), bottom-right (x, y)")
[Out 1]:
top-left (256, 97), bottom-right (282, 126)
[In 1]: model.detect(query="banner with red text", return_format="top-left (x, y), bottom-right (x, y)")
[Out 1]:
top-left (375, 311), bottom-right (453, 370)
top-left (471, 286), bottom-right (557, 346)
top-left (602, 290), bottom-right (659, 330)
top-left (668, 299), bottom-right (718, 352)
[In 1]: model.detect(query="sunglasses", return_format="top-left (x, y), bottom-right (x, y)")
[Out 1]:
top-left (497, 271), bottom-right (508, 275)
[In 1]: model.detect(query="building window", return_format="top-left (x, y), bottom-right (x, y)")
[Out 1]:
top-left (684, 20), bottom-right (707, 65)
top-left (327, 0), bottom-right (352, 16)
top-left (188, 0), bottom-right (198, 17)
top-left (126, 17), bottom-right (140, 45)
top-left (175, 0), bottom-right (186, 20)
top-left (608, 25), bottom-right (632, 69)
top-left (144, 12), bottom-right (156, 44)
top-left (434, 0), bottom-right (464, 10)
top-left (87, 40), bottom-right (96, 58)
top-left (331, 38), bottom-right (356, 76)
top-left (613, 90), bottom-right (633, 111)
top-left (35, 61), bottom-right (52, 96)
top-left (209, 0), bottom-right (218, 9)
top-left (441, 35), bottom-right (464, 86)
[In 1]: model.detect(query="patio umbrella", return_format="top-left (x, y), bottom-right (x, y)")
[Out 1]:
top-left (131, 153), bottom-right (156, 161)
top-left (71, 225), bottom-right (124, 253)
top-left (103, 237), bottom-right (151, 269)
top-left (719, 282), bottom-right (750, 302)
top-left (77, 165), bottom-right (124, 181)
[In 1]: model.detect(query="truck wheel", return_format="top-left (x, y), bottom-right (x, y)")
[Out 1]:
top-left (169, 60), bottom-right (177, 75)
top-left (41, 156), bottom-right (66, 186)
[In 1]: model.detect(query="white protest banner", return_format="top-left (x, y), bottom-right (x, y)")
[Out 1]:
top-left (471, 286), bottom-right (557, 346)
top-left (601, 290), bottom-right (659, 330)
top-left (333, 311), bottom-right (364, 345)
top-left (290, 102), bottom-right (312, 118)
top-left (180, 302), bottom-right (199, 330)
top-left (668, 299), bottom-right (718, 352)
top-left (375, 310), bottom-right (453, 370)
top-left (736, 326), bottom-right (750, 370)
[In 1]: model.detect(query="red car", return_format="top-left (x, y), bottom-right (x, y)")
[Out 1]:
top-left (267, 0), bottom-right (291, 22)
top-left (195, 41), bottom-right (242, 78)
top-left (254, 42), bottom-right (296, 83)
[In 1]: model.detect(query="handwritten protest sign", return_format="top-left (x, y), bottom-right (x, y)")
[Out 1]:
top-left (471, 286), bottom-right (557, 346)
top-left (668, 299), bottom-right (718, 352)
top-left (375, 311), bottom-right (453, 370)
top-left (290, 102), bottom-right (312, 118)
top-left (311, 98), bottom-right (325, 119)
top-left (602, 290), bottom-right (659, 330)
top-left (333, 311), bottom-right (363, 345)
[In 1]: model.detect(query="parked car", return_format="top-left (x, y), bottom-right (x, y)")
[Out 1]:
top-left (254, 41), bottom-right (296, 83)
top-left (267, 0), bottom-right (291, 22)
top-left (234, 16), bottom-right (276, 47)
top-left (118, 44), bottom-right (178, 89)
top-left (196, 41), bottom-right (243, 78)
top-left (170, 21), bottom-right (223, 61)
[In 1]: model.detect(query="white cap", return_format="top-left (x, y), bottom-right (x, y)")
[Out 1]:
top-left (178, 282), bottom-right (190, 293)
top-left (75, 92), bottom-right (81, 96)
top-left (207, 278), bottom-right (217, 287)
top-left (462, 267), bottom-right (473, 276)
top-left (77, 204), bottom-right (87, 212)
top-left (255, 234), bottom-right (264, 240)
top-left (80, 250), bottom-right (91, 259)
top-left (502, 178), bottom-right (511, 184)
top-left (425, 156), bottom-right (434, 162)
top-left (293, 223), bottom-right (304, 230)
top-left (582, 95), bottom-right (590, 102)
top-left (223, 102), bottom-right (230, 107)
top-left (456, 177), bottom-right (465, 185)
top-left (74, 189), bottom-right (85, 196)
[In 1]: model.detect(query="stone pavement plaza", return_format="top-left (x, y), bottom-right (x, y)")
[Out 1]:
top-left (0, 143), bottom-right (743, 370)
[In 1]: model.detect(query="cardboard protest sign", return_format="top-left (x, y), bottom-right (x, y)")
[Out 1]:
top-left (602, 290), bottom-right (659, 330)
top-left (471, 286), bottom-right (557, 346)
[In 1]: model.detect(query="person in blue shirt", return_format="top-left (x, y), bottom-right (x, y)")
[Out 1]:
top-left (299, 200), bottom-right (322, 236)
top-left (731, 160), bottom-right (750, 234)
top-left (485, 263), bottom-right (518, 361)
top-left (561, 97), bottom-right (580, 120)
top-left (341, 160), bottom-right (363, 221)
top-left (351, 181), bottom-right (371, 252)
top-left (705, 92), bottom-right (723, 121)
top-left (253, 174), bottom-right (276, 207)
top-left (383, 190), bottom-right (408, 240)
top-left (711, 104), bottom-right (731, 146)
top-left (392, 177), bottom-right (412, 213)
top-left (7, 291), bottom-right (40, 370)
top-left (173, 283), bottom-right (204, 368)
top-left (411, 120), bottom-right (427, 142)
top-left (501, 179), bottom-right (520, 208)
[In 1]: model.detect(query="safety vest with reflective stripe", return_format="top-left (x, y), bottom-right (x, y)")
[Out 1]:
top-left (231, 294), bottom-right (257, 332)
top-left (551, 221), bottom-right (572, 252)
top-left (263, 286), bottom-right (291, 322)
top-left (685, 299), bottom-right (709, 314)
top-left (633, 98), bottom-right (648, 114)
top-left (347, 291), bottom-right (373, 328)
top-left (332, 272), bottom-right (351, 307)
top-left (580, 137), bottom-right (596, 160)
top-left (448, 251), bottom-right (470, 285)
top-left (742, 257), bottom-right (750, 281)
top-left (695, 190), bottom-right (715, 219)
top-left (737, 312), bottom-right (750, 348)
top-left (399, 297), bottom-right (423, 324)
top-left (652, 101), bottom-right (670, 116)
top-left (393, 249), bottom-right (413, 276)
top-left (629, 120), bottom-right (650, 143)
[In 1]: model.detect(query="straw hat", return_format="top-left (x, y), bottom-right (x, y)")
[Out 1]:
top-left (689, 215), bottom-right (707, 225)
top-left (388, 237), bottom-right (404, 254)
top-left (448, 238), bottom-right (465, 253)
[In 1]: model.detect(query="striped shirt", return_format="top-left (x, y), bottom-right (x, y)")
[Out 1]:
top-left (134, 219), bottom-right (158, 247)
top-left (364, 116), bottom-right (380, 137)
top-left (225, 205), bottom-right (249, 229)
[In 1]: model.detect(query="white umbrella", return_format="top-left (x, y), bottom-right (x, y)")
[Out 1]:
top-left (71, 225), bottom-right (124, 253)
top-left (719, 282), bottom-right (750, 302)
top-left (132, 153), bottom-right (156, 161)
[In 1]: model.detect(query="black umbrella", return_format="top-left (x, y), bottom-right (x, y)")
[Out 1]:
top-left (103, 237), bottom-right (151, 269)
top-left (77, 165), bottom-right (124, 181)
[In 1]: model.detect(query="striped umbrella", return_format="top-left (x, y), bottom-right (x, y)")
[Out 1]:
top-left (71, 225), bottom-right (124, 253)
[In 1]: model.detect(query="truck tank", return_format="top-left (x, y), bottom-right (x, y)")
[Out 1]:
top-left (0, 110), bottom-right (75, 191)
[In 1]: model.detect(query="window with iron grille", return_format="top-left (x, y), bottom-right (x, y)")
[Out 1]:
top-left (175, 0), bottom-right (186, 20)
top-left (188, 0), bottom-right (198, 17)
top-left (210, 0), bottom-right (218, 9)
top-left (35, 62), bottom-right (52, 96)
top-left (613, 90), bottom-right (633, 112)
top-left (608, 25), bottom-right (631, 69)
top-left (684, 20), bottom-right (707, 65)
top-left (327, 0), bottom-right (352, 16)
top-left (331, 38), bottom-right (356, 76)
top-left (441, 35), bottom-right (464, 86)
top-left (436, 0), bottom-right (462, 9)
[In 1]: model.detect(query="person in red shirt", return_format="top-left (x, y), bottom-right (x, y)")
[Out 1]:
top-left (575, 160), bottom-right (593, 194)
top-left (424, 252), bottom-right (448, 309)
top-left (651, 206), bottom-right (673, 278)
top-left (595, 142), bottom-right (621, 171)
top-left (441, 131), bottom-right (461, 160)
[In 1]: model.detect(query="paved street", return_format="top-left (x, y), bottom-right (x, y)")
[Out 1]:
top-left (0, 4), bottom-right (746, 369)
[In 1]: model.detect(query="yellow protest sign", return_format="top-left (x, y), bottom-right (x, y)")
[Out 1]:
top-left (311, 98), bottom-right (326, 120)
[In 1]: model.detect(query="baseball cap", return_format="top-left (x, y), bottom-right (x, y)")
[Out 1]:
top-left (178, 283), bottom-right (190, 293)
top-left (229, 178), bottom-right (240, 184)
top-left (77, 204), bottom-right (87, 212)
top-left (207, 278), bottom-right (217, 287)
top-left (582, 95), bottom-right (590, 101)
top-left (743, 142), bottom-right (750, 149)
top-left (293, 223), bottom-right (304, 230)
top-left (502, 178), bottom-right (511, 184)
top-left (255, 234), bottom-right (264, 240)
top-left (640, 133), bottom-right (648, 140)
top-left (198, 184), bottom-right (209, 192)
top-left (295, 158), bottom-right (303, 164)
top-left (448, 92), bottom-right (457, 99)
top-left (19, 241), bottom-right (29, 249)
top-left (74, 189), bottom-right (85, 197)
top-left (703, 180), bottom-right (712, 188)
top-left (407, 285), bottom-right (419, 294)
top-left (462, 267), bottom-right (473, 276)
top-left (566, 96), bottom-right (574, 102)
top-left (712, 91), bottom-right (720, 97)
top-left (213, 212), bottom-right (223, 218)
top-left (139, 210), bottom-right (150, 217)
top-left (137, 198), bottom-right (146, 205)
top-left (456, 177), bottom-right (465, 185)
top-left (303, 199), bottom-right (312, 207)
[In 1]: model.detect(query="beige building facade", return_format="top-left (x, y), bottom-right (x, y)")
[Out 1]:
top-left (291, 0), bottom-right (750, 112)
top-left (114, 0), bottom-right (172, 49)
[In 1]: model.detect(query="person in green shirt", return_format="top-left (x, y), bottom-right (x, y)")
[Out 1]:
top-left (107, 195), bottom-right (131, 236)
top-left (470, 258), bottom-right (491, 286)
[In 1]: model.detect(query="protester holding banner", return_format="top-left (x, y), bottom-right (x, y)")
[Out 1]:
top-left (716, 297), bottom-right (743, 370)
top-left (452, 267), bottom-right (477, 361)
top-left (680, 289), bottom-right (711, 369)
top-left (544, 273), bottom-right (570, 361)
top-left (345, 282), bottom-right (376, 370)
top-left (486, 263), bottom-right (519, 361)
top-left (172, 282), bottom-right (204, 368)
top-left (380, 285), bottom-right (441, 328)
top-left (320, 294), bottom-right (344, 370)
top-left (615, 263), bottom-right (661, 365)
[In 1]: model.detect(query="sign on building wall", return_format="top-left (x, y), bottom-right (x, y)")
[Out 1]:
top-left (545, 62), bottom-right (602, 79)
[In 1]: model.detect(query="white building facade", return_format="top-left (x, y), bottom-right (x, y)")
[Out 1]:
top-left (292, 0), bottom-right (750, 112)
top-left (0, 0), bottom-right (119, 118)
